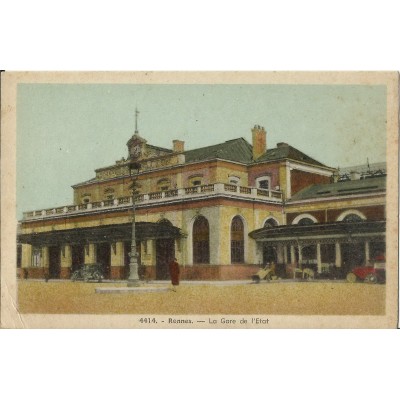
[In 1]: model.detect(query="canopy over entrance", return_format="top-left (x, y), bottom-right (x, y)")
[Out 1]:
top-left (18, 222), bottom-right (184, 246)
top-left (249, 220), bottom-right (385, 245)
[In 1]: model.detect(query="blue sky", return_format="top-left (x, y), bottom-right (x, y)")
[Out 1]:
top-left (17, 83), bottom-right (387, 218)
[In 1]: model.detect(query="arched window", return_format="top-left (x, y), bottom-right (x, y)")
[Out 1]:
top-left (193, 216), bottom-right (210, 264)
top-left (336, 209), bottom-right (366, 222)
top-left (188, 174), bottom-right (204, 187)
top-left (297, 218), bottom-right (315, 226)
top-left (157, 178), bottom-right (171, 191)
top-left (342, 214), bottom-right (363, 223)
top-left (264, 218), bottom-right (278, 228)
top-left (292, 213), bottom-right (318, 225)
top-left (231, 216), bottom-right (244, 263)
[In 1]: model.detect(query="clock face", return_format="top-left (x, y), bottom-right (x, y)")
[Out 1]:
top-left (131, 144), bottom-right (141, 158)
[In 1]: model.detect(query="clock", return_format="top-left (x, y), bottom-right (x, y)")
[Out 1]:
top-left (131, 144), bottom-right (141, 158)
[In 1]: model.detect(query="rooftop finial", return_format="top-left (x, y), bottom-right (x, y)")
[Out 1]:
top-left (135, 107), bottom-right (140, 134)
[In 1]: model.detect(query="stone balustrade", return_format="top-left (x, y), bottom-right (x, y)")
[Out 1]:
top-left (22, 183), bottom-right (283, 220)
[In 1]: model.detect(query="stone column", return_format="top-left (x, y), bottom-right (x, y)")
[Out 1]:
top-left (147, 239), bottom-right (157, 280)
top-left (42, 246), bottom-right (49, 269)
top-left (283, 245), bottom-right (288, 264)
top-left (41, 246), bottom-right (49, 279)
top-left (60, 244), bottom-right (72, 279)
top-left (316, 242), bottom-right (322, 273)
top-left (290, 245), bottom-right (295, 265)
top-left (298, 245), bottom-right (303, 267)
top-left (84, 243), bottom-right (97, 264)
top-left (110, 241), bottom-right (125, 279)
top-left (365, 241), bottom-right (370, 264)
top-left (277, 244), bottom-right (284, 264)
top-left (335, 242), bottom-right (342, 267)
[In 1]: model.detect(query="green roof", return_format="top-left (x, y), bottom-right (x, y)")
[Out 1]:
top-left (255, 143), bottom-right (326, 167)
top-left (184, 138), bottom-right (253, 163)
top-left (184, 138), bottom-right (328, 167)
top-left (289, 176), bottom-right (386, 201)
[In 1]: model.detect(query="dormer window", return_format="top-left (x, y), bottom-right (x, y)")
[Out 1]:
top-left (157, 178), bottom-right (171, 192)
top-left (256, 176), bottom-right (271, 190)
top-left (229, 176), bottom-right (240, 186)
top-left (189, 174), bottom-right (204, 187)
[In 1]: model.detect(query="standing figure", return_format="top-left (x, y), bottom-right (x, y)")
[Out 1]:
top-left (168, 257), bottom-right (180, 292)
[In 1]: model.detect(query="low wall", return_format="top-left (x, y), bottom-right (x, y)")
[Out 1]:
top-left (17, 264), bottom-right (263, 281)
top-left (180, 264), bottom-right (260, 280)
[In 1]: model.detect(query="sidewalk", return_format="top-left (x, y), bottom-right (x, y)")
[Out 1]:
top-left (20, 278), bottom-right (345, 285)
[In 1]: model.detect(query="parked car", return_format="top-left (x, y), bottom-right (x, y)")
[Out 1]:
top-left (71, 263), bottom-right (105, 282)
top-left (346, 259), bottom-right (386, 284)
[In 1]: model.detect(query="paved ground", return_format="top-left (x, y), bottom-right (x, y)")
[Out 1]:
top-left (17, 279), bottom-right (386, 315)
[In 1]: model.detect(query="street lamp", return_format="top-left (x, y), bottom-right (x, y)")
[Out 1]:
top-left (127, 158), bottom-right (141, 287)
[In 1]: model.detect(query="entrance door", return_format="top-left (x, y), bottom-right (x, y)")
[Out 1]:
top-left (263, 245), bottom-right (277, 265)
top-left (49, 246), bottom-right (61, 278)
top-left (96, 243), bottom-right (111, 279)
top-left (341, 242), bottom-right (365, 271)
top-left (156, 239), bottom-right (175, 280)
top-left (71, 244), bottom-right (85, 271)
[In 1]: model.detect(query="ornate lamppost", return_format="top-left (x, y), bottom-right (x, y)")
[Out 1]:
top-left (127, 158), bottom-right (141, 287)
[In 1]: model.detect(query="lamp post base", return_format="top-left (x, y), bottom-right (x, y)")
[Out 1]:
top-left (127, 255), bottom-right (141, 287)
top-left (127, 279), bottom-right (141, 287)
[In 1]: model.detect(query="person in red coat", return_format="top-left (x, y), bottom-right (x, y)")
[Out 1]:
top-left (169, 257), bottom-right (180, 292)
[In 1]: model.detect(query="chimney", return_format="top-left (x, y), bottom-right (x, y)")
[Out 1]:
top-left (277, 142), bottom-right (289, 148)
top-left (173, 139), bottom-right (185, 153)
top-left (252, 125), bottom-right (266, 160)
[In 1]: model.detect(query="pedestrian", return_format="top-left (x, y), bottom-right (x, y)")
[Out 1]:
top-left (168, 257), bottom-right (180, 292)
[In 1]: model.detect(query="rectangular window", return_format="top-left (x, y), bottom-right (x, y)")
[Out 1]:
top-left (259, 180), bottom-right (269, 189)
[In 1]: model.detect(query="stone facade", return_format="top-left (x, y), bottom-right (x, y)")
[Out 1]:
top-left (17, 125), bottom-right (385, 281)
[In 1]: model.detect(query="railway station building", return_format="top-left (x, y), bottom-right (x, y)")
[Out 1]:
top-left (17, 124), bottom-right (386, 281)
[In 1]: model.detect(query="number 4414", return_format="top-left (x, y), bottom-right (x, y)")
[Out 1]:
top-left (139, 318), bottom-right (157, 323)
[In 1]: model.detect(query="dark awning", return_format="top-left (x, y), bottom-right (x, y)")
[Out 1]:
top-left (249, 220), bottom-right (386, 244)
top-left (18, 222), bottom-right (184, 246)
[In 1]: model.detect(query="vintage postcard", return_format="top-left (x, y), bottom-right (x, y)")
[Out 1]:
top-left (1, 71), bottom-right (398, 328)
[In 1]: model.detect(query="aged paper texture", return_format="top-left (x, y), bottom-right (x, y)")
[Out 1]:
top-left (1, 71), bottom-right (398, 328)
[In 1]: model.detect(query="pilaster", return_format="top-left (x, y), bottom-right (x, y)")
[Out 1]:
top-left (84, 243), bottom-right (97, 264)
top-left (21, 244), bottom-right (32, 269)
top-left (61, 244), bottom-right (72, 278)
